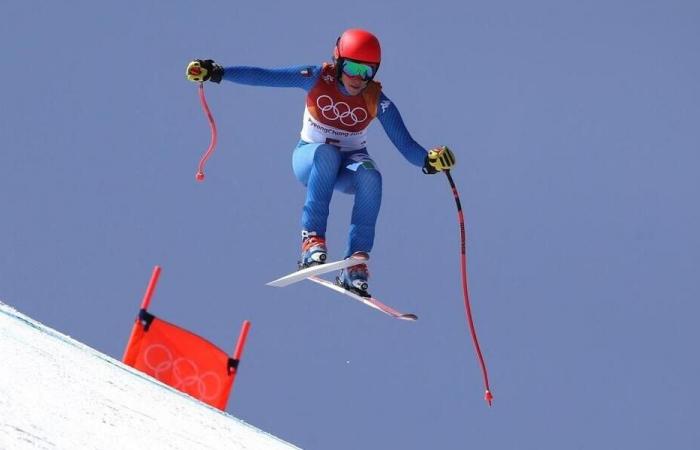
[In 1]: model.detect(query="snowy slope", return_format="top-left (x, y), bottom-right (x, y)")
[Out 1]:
top-left (0, 301), bottom-right (300, 450)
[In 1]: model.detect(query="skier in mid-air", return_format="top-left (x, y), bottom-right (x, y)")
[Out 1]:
top-left (186, 28), bottom-right (456, 297)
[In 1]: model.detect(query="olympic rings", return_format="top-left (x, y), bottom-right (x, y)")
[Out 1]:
top-left (143, 344), bottom-right (222, 401)
top-left (316, 95), bottom-right (368, 126)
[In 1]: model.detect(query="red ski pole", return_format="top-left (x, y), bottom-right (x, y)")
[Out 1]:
top-left (444, 169), bottom-right (494, 406)
top-left (195, 83), bottom-right (218, 182)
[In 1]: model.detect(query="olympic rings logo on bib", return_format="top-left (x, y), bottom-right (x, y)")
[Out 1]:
top-left (316, 95), bottom-right (368, 126)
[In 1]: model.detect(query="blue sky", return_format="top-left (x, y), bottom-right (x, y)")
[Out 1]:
top-left (2, 1), bottom-right (699, 449)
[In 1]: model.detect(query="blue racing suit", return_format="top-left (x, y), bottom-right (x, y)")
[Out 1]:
top-left (222, 64), bottom-right (428, 257)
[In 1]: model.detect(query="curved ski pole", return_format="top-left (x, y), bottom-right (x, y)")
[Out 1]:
top-left (444, 169), bottom-right (494, 406)
top-left (195, 82), bottom-right (218, 182)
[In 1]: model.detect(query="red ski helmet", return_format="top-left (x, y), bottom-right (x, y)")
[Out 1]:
top-left (334, 28), bottom-right (381, 66)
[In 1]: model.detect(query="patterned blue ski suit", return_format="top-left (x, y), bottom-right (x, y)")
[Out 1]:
top-left (222, 64), bottom-right (428, 257)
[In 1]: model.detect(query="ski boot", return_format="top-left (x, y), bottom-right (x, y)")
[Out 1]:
top-left (337, 263), bottom-right (370, 297)
top-left (298, 232), bottom-right (327, 269)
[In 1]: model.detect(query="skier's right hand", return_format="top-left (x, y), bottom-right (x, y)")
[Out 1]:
top-left (186, 59), bottom-right (223, 83)
top-left (422, 146), bottom-right (456, 174)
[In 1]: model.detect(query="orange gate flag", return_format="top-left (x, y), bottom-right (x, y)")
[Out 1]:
top-left (123, 266), bottom-right (251, 411)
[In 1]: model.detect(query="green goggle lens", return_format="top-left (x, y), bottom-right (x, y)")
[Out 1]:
top-left (342, 60), bottom-right (375, 80)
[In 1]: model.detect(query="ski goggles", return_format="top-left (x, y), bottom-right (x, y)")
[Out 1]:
top-left (341, 60), bottom-right (376, 81)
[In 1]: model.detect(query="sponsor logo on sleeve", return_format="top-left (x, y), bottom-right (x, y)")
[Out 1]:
top-left (380, 100), bottom-right (391, 113)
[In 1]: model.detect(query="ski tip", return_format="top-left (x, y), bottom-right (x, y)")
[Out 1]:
top-left (400, 313), bottom-right (418, 321)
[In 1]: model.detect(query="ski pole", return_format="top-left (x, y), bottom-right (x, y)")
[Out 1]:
top-left (444, 169), bottom-right (494, 406)
top-left (195, 82), bottom-right (218, 182)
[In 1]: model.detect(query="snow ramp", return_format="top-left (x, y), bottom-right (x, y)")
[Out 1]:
top-left (0, 301), bottom-right (300, 450)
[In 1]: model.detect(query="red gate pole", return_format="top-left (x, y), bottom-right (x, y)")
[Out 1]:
top-left (140, 266), bottom-right (162, 311)
top-left (229, 320), bottom-right (252, 392)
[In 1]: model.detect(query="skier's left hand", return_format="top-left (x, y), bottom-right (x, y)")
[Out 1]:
top-left (422, 146), bottom-right (456, 174)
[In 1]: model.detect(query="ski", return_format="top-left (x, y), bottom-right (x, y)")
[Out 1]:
top-left (266, 252), bottom-right (369, 288)
top-left (306, 276), bottom-right (418, 321)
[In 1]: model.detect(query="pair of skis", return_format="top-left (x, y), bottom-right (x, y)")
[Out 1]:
top-left (267, 253), bottom-right (417, 321)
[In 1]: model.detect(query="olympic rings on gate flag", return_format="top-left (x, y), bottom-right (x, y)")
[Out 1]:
top-left (143, 343), bottom-right (223, 401)
top-left (316, 95), bottom-right (368, 127)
